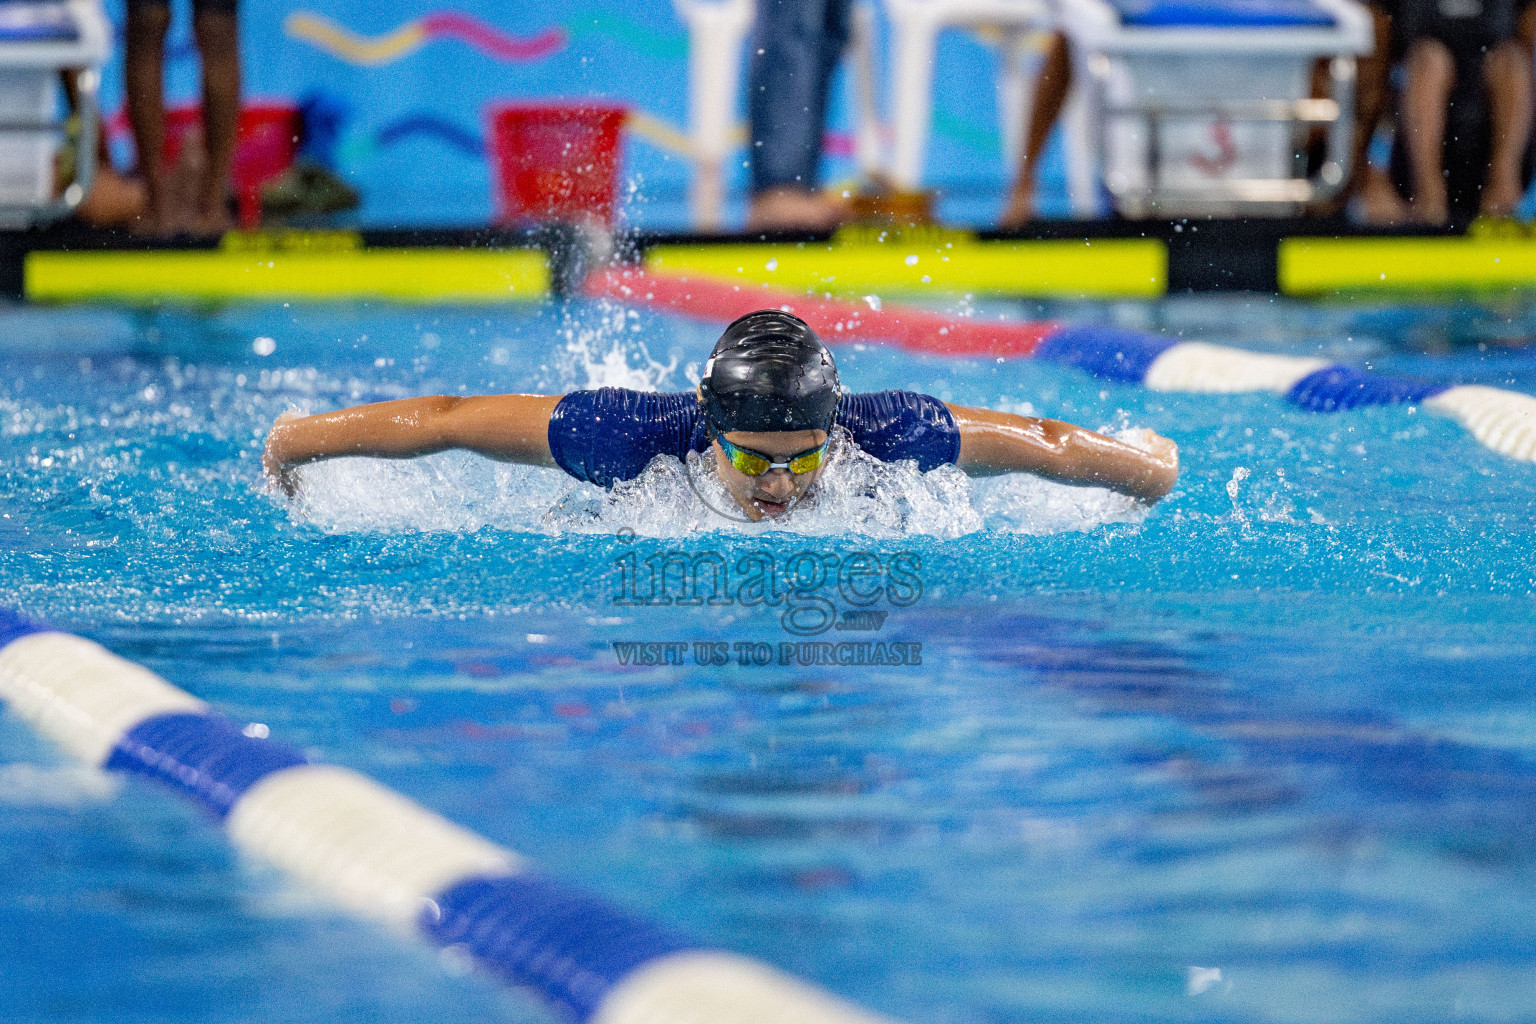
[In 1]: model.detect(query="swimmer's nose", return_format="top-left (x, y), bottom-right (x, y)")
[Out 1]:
top-left (757, 469), bottom-right (794, 499)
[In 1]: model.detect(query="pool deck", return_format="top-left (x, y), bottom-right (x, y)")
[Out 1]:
top-left (3, 216), bottom-right (1536, 302)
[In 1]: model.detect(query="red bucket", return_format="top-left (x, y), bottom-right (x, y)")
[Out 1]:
top-left (163, 103), bottom-right (300, 227)
top-left (487, 102), bottom-right (627, 227)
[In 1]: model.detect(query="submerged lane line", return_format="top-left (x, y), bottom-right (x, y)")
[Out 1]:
top-left (586, 266), bottom-right (1536, 464)
top-left (0, 609), bottom-right (896, 1024)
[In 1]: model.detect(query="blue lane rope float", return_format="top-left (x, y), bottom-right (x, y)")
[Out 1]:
top-left (1032, 324), bottom-right (1536, 460)
top-left (0, 608), bottom-right (895, 1024)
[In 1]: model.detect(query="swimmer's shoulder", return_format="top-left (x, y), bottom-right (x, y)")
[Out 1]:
top-left (838, 390), bottom-right (960, 470)
top-left (548, 388), bottom-right (702, 486)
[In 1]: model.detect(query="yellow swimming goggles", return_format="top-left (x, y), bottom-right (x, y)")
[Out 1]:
top-left (713, 432), bottom-right (831, 476)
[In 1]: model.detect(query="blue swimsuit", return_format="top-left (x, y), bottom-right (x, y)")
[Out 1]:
top-left (547, 388), bottom-right (961, 487)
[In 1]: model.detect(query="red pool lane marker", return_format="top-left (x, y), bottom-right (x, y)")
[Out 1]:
top-left (584, 268), bottom-right (1057, 358)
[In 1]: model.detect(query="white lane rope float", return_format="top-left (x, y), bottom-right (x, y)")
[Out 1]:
top-left (0, 611), bottom-right (896, 1024)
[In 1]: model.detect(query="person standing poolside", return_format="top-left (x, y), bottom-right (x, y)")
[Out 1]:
top-left (746, 0), bottom-right (852, 232)
top-left (262, 311), bottom-right (1180, 520)
top-left (125, 0), bottom-right (240, 235)
top-left (1394, 0), bottom-right (1534, 221)
top-left (1000, 31), bottom-right (1072, 230)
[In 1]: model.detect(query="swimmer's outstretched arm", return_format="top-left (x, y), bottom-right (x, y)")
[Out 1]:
top-left (944, 404), bottom-right (1179, 503)
top-left (262, 394), bottom-right (563, 494)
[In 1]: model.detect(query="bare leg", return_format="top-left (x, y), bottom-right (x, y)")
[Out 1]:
top-left (746, 0), bottom-right (850, 233)
top-left (125, 2), bottom-right (172, 233)
top-left (1358, 164), bottom-right (1411, 224)
top-left (1001, 32), bottom-right (1071, 229)
top-left (1317, 4), bottom-right (1395, 216)
top-left (1350, 4), bottom-right (1414, 224)
top-left (1481, 39), bottom-right (1533, 216)
top-left (164, 122), bottom-right (207, 228)
top-left (1353, 7), bottom-right (1393, 171)
top-left (193, 9), bottom-right (240, 233)
top-left (1400, 37), bottom-right (1455, 224)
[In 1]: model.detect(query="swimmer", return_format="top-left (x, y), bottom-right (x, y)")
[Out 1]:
top-left (262, 310), bottom-right (1179, 520)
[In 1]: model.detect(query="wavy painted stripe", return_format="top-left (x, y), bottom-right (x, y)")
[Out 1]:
top-left (0, 611), bottom-right (896, 1024)
top-left (284, 13), bottom-right (427, 64)
top-left (419, 12), bottom-right (566, 61)
top-left (624, 112), bottom-right (731, 158)
top-left (284, 11), bottom-right (565, 66)
top-left (933, 110), bottom-right (998, 155)
top-left (376, 114), bottom-right (483, 156)
top-left (568, 13), bottom-right (688, 60)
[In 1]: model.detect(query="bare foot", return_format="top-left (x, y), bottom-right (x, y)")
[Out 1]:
top-left (144, 131), bottom-right (209, 236)
top-left (129, 198), bottom-right (179, 238)
top-left (999, 187), bottom-right (1035, 230)
top-left (1409, 198), bottom-right (1449, 225)
top-left (1481, 172), bottom-right (1524, 218)
top-left (1356, 167), bottom-right (1410, 226)
top-left (189, 199), bottom-right (233, 239)
top-left (747, 187), bottom-right (845, 233)
top-left (1409, 177), bottom-right (1449, 225)
top-left (74, 168), bottom-right (146, 228)
top-left (131, 158), bottom-right (200, 238)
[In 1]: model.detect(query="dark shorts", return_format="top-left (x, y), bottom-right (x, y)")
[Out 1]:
top-left (1396, 0), bottom-right (1518, 63)
top-left (125, 0), bottom-right (238, 15)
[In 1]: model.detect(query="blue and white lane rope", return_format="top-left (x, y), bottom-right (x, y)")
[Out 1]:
top-left (0, 610), bottom-right (895, 1024)
top-left (1036, 325), bottom-right (1536, 461)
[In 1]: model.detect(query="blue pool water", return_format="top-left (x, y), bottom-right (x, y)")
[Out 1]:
top-left (2, 294), bottom-right (1536, 1023)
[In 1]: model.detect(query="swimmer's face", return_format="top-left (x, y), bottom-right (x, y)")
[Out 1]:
top-left (714, 429), bottom-right (830, 521)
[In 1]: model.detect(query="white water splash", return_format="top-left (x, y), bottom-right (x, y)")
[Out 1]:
top-left (554, 301), bottom-right (681, 392)
top-left (286, 428), bottom-right (1152, 539)
top-left (542, 437), bottom-right (986, 539)
top-left (289, 452), bottom-right (570, 534)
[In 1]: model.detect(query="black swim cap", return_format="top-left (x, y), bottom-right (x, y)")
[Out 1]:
top-left (698, 310), bottom-right (840, 433)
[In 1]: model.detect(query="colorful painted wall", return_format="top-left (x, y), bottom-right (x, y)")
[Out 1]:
top-left (96, 0), bottom-right (1063, 230)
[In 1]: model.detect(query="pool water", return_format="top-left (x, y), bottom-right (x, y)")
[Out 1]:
top-left (2, 294), bottom-right (1535, 1023)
